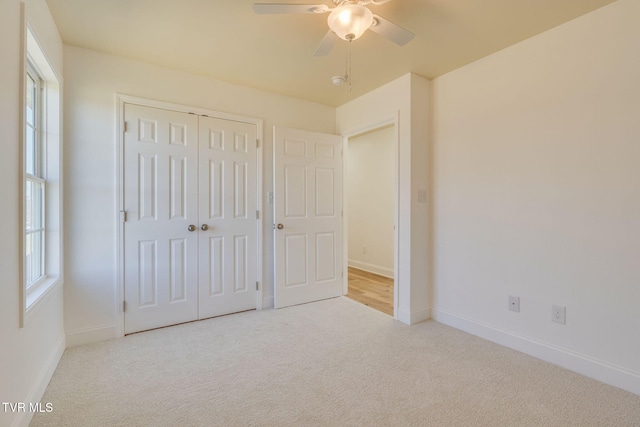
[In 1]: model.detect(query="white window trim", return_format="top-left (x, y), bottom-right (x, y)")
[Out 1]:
top-left (20, 20), bottom-right (63, 326)
top-left (25, 62), bottom-right (47, 289)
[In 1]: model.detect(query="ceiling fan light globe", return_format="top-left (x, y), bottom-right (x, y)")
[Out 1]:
top-left (327, 4), bottom-right (373, 41)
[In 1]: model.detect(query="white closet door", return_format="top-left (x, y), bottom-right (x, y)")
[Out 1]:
top-left (273, 126), bottom-right (343, 308)
top-left (123, 104), bottom-right (199, 334)
top-left (198, 116), bottom-right (258, 318)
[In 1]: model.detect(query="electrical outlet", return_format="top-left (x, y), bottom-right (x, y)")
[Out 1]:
top-left (552, 305), bottom-right (566, 324)
top-left (508, 295), bottom-right (520, 313)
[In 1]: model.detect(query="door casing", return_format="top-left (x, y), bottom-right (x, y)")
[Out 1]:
top-left (115, 94), bottom-right (263, 338)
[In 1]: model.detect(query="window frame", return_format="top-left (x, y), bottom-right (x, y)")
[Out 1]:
top-left (20, 22), bottom-right (63, 326)
top-left (25, 60), bottom-right (47, 290)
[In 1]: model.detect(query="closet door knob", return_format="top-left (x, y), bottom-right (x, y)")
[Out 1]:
top-left (188, 225), bottom-right (196, 232)
top-left (201, 224), bottom-right (209, 231)
top-left (277, 223), bottom-right (284, 230)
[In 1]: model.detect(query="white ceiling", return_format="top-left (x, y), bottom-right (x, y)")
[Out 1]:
top-left (45, 0), bottom-right (617, 107)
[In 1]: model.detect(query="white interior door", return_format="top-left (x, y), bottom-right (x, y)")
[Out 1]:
top-left (273, 126), bottom-right (343, 308)
top-left (198, 116), bottom-right (258, 318)
top-left (123, 103), bottom-right (259, 334)
top-left (123, 104), bottom-right (199, 334)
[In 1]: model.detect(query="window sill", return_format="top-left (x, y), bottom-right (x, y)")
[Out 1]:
top-left (23, 275), bottom-right (62, 326)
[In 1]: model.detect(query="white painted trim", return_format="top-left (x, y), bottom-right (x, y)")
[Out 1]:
top-left (11, 335), bottom-right (65, 427)
top-left (391, 116), bottom-right (400, 321)
top-left (256, 120), bottom-right (264, 311)
top-left (347, 260), bottom-right (394, 279)
top-left (115, 94), bottom-right (264, 337)
top-left (432, 308), bottom-right (640, 396)
top-left (262, 296), bottom-right (274, 309)
top-left (342, 136), bottom-right (348, 297)
top-left (65, 324), bottom-right (119, 348)
top-left (341, 112), bottom-right (400, 319)
top-left (116, 95), bottom-right (125, 338)
top-left (23, 277), bottom-right (62, 325)
top-left (18, 2), bottom-right (27, 327)
top-left (116, 94), bottom-right (262, 125)
top-left (397, 307), bottom-right (431, 325)
top-left (20, 15), bottom-right (65, 328)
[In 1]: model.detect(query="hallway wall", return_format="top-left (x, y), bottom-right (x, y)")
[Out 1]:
top-left (347, 125), bottom-right (395, 277)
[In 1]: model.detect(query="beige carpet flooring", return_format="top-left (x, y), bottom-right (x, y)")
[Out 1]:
top-left (32, 298), bottom-right (640, 426)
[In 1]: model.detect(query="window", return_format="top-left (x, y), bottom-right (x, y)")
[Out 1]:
top-left (25, 63), bottom-right (46, 288)
top-left (21, 26), bottom-right (62, 324)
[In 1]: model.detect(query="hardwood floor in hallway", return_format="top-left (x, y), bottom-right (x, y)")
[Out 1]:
top-left (346, 267), bottom-right (394, 316)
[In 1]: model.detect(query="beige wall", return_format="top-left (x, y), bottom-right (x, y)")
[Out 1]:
top-left (0, 1), bottom-right (65, 426)
top-left (347, 125), bottom-right (395, 277)
top-left (432, 0), bottom-right (640, 394)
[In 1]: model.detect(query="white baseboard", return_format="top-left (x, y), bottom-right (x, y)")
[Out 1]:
top-left (348, 260), bottom-right (394, 278)
top-left (12, 335), bottom-right (65, 427)
top-left (397, 307), bottom-right (431, 325)
top-left (65, 324), bottom-right (118, 348)
top-left (432, 308), bottom-right (640, 396)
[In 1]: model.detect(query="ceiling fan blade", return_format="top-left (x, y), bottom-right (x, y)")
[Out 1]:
top-left (313, 30), bottom-right (338, 56)
top-left (253, 3), bottom-right (329, 14)
top-left (369, 14), bottom-right (414, 46)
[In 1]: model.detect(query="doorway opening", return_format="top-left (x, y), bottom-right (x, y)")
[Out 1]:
top-left (344, 124), bottom-right (396, 316)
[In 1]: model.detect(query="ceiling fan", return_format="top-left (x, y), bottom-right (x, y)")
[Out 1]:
top-left (253, 0), bottom-right (414, 56)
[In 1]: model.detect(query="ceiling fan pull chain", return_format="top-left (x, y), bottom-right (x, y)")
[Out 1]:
top-left (348, 39), bottom-right (353, 92)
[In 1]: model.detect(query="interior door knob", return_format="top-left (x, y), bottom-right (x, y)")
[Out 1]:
top-left (188, 225), bottom-right (196, 232)
top-left (201, 224), bottom-right (209, 231)
top-left (277, 223), bottom-right (284, 230)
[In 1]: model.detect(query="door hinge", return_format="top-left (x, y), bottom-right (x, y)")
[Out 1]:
top-left (123, 121), bottom-right (128, 132)
top-left (120, 210), bottom-right (128, 222)
top-left (123, 301), bottom-right (127, 312)
top-left (256, 282), bottom-right (259, 291)
top-left (256, 210), bottom-right (260, 220)
top-left (256, 139), bottom-right (260, 148)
